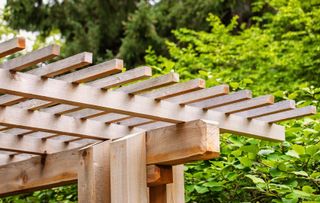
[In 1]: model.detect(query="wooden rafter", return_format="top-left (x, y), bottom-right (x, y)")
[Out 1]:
top-left (0, 68), bottom-right (287, 140)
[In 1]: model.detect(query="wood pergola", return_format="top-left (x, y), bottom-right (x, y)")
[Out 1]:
top-left (0, 37), bottom-right (316, 202)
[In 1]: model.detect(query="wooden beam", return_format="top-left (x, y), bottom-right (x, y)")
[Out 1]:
top-left (234, 100), bottom-right (296, 118)
top-left (0, 69), bottom-right (286, 140)
top-left (57, 59), bottom-right (123, 83)
top-left (29, 52), bottom-right (93, 78)
top-left (141, 79), bottom-right (205, 100)
top-left (190, 90), bottom-right (252, 109)
top-left (165, 84), bottom-right (229, 105)
top-left (0, 148), bottom-right (177, 197)
top-left (116, 73), bottom-right (179, 94)
top-left (146, 119), bottom-right (219, 165)
top-left (119, 117), bottom-right (154, 127)
top-left (0, 153), bottom-right (33, 166)
top-left (114, 84), bottom-right (228, 127)
top-left (0, 120), bottom-right (218, 196)
top-left (0, 147), bottom-right (80, 197)
top-left (256, 106), bottom-right (317, 123)
top-left (0, 37), bottom-right (25, 58)
top-left (147, 165), bottom-right (173, 187)
top-left (0, 106), bottom-right (132, 140)
top-left (87, 66), bottom-right (152, 89)
top-left (0, 94), bottom-right (28, 106)
top-left (0, 119), bottom-right (218, 164)
top-left (110, 133), bottom-right (148, 203)
top-left (0, 45), bottom-right (60, 71)
top-left (78, 141), bottom-right (111, 203)
top-left (0, 132), bottom-right (80, 154)
top-left (211, 95), bottom-right (274, 114)
top-left (12, 99), bottom-right (56, 110)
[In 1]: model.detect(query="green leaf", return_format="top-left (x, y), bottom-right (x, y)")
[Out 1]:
top-left (245, 175), bottom-right (265, 184)
top-left (292, 171), bottom-right (308, 177)
top-left (238, 157), bottom-right (253, 167)
top-left (292, 144), bottom-right (305, 155)
top-left (258, 149), bottom-right (275, 156)
top-left (194, 185), bottom-right (209, 194)
top-left (302, 186), bottom-right (315, 194)
top-left (286, 150), bottom-right (300, 158)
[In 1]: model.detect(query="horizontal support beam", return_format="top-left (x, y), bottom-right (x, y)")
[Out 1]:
top-left (0, 69), bottom-right (286, 140)
top-left (0, 154), bottom-right (33, 165)
top-left (0, 132), bottom-right (81, 154)
top-left (256, 106), bottom-right (316, 123)
top-left (0, 106), bottom-right (132, 140)
top-left (57, 59), bottom-right (123, 83)
top-left (190, 90), bottom-right (252, 109)
top-left (29, 52), bottom-right (93, 78)
top-left (211, 95), bottom-right (274, 114)
top-left (234, 100), bottom-right (296, 118)
top-left (117, 73), bottom-right (179, 94)
top-left (146, 119), bottom-right (220, 165)
top-left (0, 45), bottom-right (60, 71)
top-left (164, 84), bottom-right (229, 105)
top-left (87, 66), bottom-right (152, 89)
top-left (0, 147), bottom-right (80, 197)
top-left (147, 165), bottom-right (173, 187)
top-left (141, 79), bottom-right (205, 100)
top-left (0, 119), bottom-right (217, 196)
top-left (0, 37), bottom-right (25, 58)
top-left (0, 58), bottom-right (121, 107)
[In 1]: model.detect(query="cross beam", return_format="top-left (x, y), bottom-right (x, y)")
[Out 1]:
top-left (0, 120), bottom-right (218, 197)
top-left (0, 68), bottom-right (285, 141)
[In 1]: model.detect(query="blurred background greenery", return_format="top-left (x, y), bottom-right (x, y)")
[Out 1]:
top-left (0, 0), bottom-right (320, 202)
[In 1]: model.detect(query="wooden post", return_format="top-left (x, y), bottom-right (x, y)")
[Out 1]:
top-left (110, 133), bottom-right (148, 203)
top-left (78, 141), bottom-right (111, 203)
top-left (167, 165), bottom-right (185, 203)
top-left (148, 165), bottom-right (173, 203)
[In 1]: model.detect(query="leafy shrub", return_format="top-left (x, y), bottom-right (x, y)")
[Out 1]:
top-left (145, 0), bottom-right (320, 202)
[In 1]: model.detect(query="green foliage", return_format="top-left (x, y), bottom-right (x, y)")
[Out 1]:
top-left (146, 0), bottom-right (320, 94)
top-left (4, 0), bottom-right (139, 62)
top-left (0, 185), bottom-right (77, 203)
top-left (4, 0), bottom-right (262, 67)
top-left (145, 0), bottom-right (320, 202)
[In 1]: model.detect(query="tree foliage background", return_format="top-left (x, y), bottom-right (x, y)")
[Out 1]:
top-left (0, 0), bottom-right (320, 202)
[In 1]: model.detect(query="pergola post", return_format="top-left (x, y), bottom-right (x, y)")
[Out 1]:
top-left (78, 141), bottom-right (111, 203)
top-left (167, 165), bottom-right (185, 203)
top-left (110, 133), bottom-right (148, 203)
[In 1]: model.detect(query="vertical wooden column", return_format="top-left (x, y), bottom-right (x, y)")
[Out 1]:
top-left (167, 165), bottom-right (185, 203)
top-left (148, 165), bottom-right (173, 203)
top-left (110, 133), bottom-right (148, 203)
top-left (78, 141), bottom-right (111, 203)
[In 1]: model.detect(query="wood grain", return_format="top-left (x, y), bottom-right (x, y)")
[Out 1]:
top-left (255, 106), bottom-right (316, 123)
top-left (0, 37), bottom-right (25, 58)
top-left (78, 141), bottom-right (111, 203)
top-left (110, 133), bottom-right (148, 203)
top-left (0, 45), bottom-right (60, 71)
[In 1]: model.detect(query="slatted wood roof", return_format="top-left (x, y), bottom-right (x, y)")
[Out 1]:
top-left (0, 37), bottom-right (317, 164)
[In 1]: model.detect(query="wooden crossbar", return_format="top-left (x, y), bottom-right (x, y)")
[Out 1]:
top-left (29, 52), bottom-right (93, 77)
top-left (0, 37), bottom-right (25, 58)
top-left (0, 68), bottom-right (286, 140)
top-left (0, 45), bottom-right (60, 71)
top-left (0, 120), bottom-right (219, 196)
